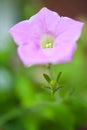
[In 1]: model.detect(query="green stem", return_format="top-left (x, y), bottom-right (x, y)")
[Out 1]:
top-left (47, 63), bottom-right (53, 79)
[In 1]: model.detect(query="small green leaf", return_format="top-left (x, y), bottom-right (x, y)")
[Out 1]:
top-left (43, 73), bottom-right (51, 84)
top-left (56, 72), bottom-right (62, 82)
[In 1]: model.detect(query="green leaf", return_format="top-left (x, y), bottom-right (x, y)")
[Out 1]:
top-left (43, 74), bottom-right (51, 84)
top-left (56, 72), bottom-right (62, 82)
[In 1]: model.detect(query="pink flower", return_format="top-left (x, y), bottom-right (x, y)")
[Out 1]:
top-left (9, 7), bottom-right (84, 66)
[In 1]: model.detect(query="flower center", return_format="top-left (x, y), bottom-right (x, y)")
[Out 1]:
top-left (40, 34), bottom-right (55, 49)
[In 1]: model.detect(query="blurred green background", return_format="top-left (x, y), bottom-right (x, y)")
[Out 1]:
top-left (0, 0), bottom-right (87, 130)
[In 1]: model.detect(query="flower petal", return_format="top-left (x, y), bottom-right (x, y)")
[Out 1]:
top-left (42, 41), bottom-right (77, 64)
top-left (55, 17), bottom-right (84, 41)
top-left (53, 42), bottom-right (77, 64)
top-left (17, 43), bottom-right (49, 66)
top-left (9, 20), bottom-right (32, 45)
top-left (9, 15), bottom-right (44, 46)
top-left (37, 7), bottom-right (60, 35)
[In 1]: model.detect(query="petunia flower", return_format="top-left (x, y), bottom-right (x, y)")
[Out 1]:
top-left (9, 7), bottom-right (84, 66)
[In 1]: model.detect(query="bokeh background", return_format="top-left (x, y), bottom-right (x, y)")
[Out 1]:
top-left (0, 0), bottom-right (87, 130)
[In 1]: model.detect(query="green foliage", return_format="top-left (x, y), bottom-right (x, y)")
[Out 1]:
top-left (43, 74), bottom-right (51, 84)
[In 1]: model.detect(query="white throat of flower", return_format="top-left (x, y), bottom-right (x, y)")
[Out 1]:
top-left (40, 34), bottom-right (55, 49)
